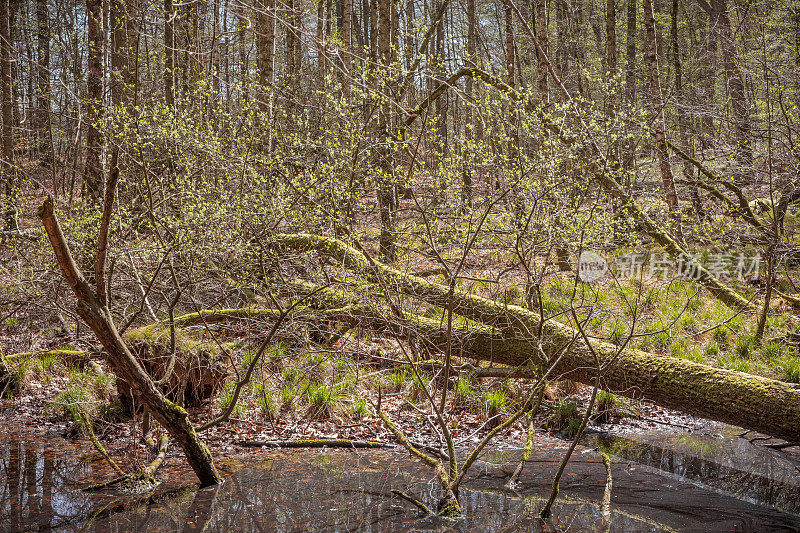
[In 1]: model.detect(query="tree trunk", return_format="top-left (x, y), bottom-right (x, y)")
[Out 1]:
top-left (433, 0), bottom-right (448, 167)
top-left (606, 0), bottom-right (617, 73)
top-left (698, 0), bottom-right (717, 148)
top-left (623, 0), bottom-right (636, 171)
top-left (37, 198), bottom-right (221, 487)
top-left (342, 0), bottom-right (352, 76)
top-left (272, 234), bottom-right (800, 444)
top-left (504, 0), bottom-right (515, 87)
top-left (461, 0), bottom-right (475, 209)
top-left (286, 0), bottom-right (302, 111)
top-left (643, 0), bottom-right (679, 215)
top-left (606, 0), bottom-right (617, 164)
top-left (535, 0), bottom-right (549, 104)
top-left (256, 0), bottom-right (276, 112)
top-left (671, 0), bottom-right (703, 219)
top-left (111, 0), bottom-right (138, 110)
top-left (705, 0), bottom-right (753, 183)
top-left (377, 0), bottom-right (397, 262)
top-left (35, 0), bottom-right (50, 158)
top-left (164, 0), bottom-right (175, 106)
top-left (85, 0), bottom-right (104, 200)
top-left (0, 0), bottom-right (15, 231)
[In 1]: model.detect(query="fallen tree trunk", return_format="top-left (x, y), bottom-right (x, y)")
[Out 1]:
top-left (38, 198), bottom-right (221, 487)
top-left (270, 235), bottom-right (800, 442)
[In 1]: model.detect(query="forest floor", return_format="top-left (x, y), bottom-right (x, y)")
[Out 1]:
top-left (0, 358), bottom-right (716, 474)
top-left (2, 191), bottom-right (800, 474)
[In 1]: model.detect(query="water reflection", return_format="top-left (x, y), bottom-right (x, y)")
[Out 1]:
top-left (587, 430), bottom-right (800, 515)
top-left (2, 430), bottom-right (800, 532)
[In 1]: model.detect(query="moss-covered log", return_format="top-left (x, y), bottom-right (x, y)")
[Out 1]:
top-left (272, 235), bottom-right (800, 443)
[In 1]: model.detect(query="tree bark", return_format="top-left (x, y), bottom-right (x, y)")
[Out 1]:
top-left (271, 234), bottom-right (800, 444)
top-left (535, 0), bottom-right (549, 104)
top-left (256, 0), bottom-right (276, 112)
top-left (286, 0), bottom-right (302, 111)
top-left (164, 0), bottom-right (175, 106)
top-left (643, 0), bottom-right (679, 215)
top-left (342, 0), bottom-right (352, 76)
top-left (623, 0), bottom-right (636, 171)
top-left (377, 0), bottom-right (397, 262)
top-left (671, 0), bottom-right (703, 219)
top-left (0, 0), bottom-right (15, 230)
top-left (38, 198), bottom-right (221, 486)
top-left (35, 0), bottom-right (50, 157)
top-left (111, 0), bottom-right (139, 111)
top-left (698, 0), bottom-right (753, 182)
top-left (462, 0), bottom-right (476, 209)
top-left (85, 0), bottom-right (104, 200)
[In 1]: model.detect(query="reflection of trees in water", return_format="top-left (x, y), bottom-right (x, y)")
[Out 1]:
top-left (0, 438), bottom-right (98, 531)
top-left (595, 433), bottom-right (800, 514)
top-left (2, 439), bottom-right (800, 531)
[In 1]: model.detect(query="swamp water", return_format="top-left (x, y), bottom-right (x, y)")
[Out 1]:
top-left (2, 428), bottom-right (800, 532)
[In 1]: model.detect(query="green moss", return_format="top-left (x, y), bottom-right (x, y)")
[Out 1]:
top-left (124, 324), bottom-right (210, 355)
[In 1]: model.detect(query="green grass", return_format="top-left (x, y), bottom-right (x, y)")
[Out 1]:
top-left (305, 383), bottom-right (337, 419)
top-left (734, 334), bottom-right (755, 359)
top-left (387, 369), bottom-right (409, 392)
top-left (549, 400), bottom-right (580, 436)
top-left (777, 357), bottom-right (800, 383)
top-left (758, 341), bottom-right (786, 360)
top-left (704, 342), bottom-right (720, 358)
top-left (452, 375), bottom-right (475, 410)
top-left (595, 390), bottom-right (617, 424)
top-left (255, 383), bottom-right (277, 420)
top-left (217, 379), bottom-right (245, 417)
top-left (280, 385), bottom-right (297, 413)
top-left (350, 398), bottom-right (369, 420)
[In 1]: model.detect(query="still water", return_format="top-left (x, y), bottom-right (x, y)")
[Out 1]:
top-left (2, 428), bottom-right (800, 532)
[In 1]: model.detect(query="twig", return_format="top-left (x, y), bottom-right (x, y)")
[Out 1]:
top-left (237, 439), bottom-right (395, 449)
top-left (390, 489), bottom-right (434, 516)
